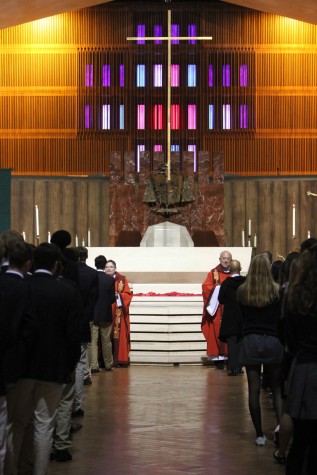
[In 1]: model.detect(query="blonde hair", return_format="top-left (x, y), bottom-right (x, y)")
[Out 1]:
top-left (237, 254), bottom-right (280, 307)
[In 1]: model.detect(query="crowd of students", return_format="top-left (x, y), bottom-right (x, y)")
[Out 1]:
top-left (202, 239), bottom-right (317, 474)
top-left (0, 229), bottom-right (132, 475)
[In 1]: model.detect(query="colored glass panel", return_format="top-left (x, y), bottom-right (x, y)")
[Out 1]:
top-left (171, 64), bottom-right (180, 87)
top-left (188, 24), bottom-right (196, 44)
top-left (154, 25), bottom-right (162, 44)
top-left (188, 105), bottom-right (196, 129)
top-left (137, 64), bottom-right (146, 87)
top-left (137, 24), bottom-right (145, 44)
top-left (171, 24), bottom-right (180, 44)
top-left (222, 64), bottom-right (230, 87)
top-left (85, 64), bottom-right (93, 87)
top-left (171, 105), bottom-right (180, 130)
top-left (188, 64), bottom-right (196, 87)
top-left (153, 105), bottom-right (163, 130)
top-left (102, 64), bottom-right (110, 87)
top-left (154, 64), bottom-right (163, 87)
top-left (223, 104), bottom-right (231, 129)
top-left (137, 104), bottom-right (145, 129)
top-left (240, 64), bottom-right (248, 86)
top-left (102, 104), bottom-right (110, 129)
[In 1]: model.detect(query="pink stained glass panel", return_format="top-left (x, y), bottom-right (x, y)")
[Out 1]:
top-left (188, 105), bottom-right (196, 130)
top-left (171, 64), bottom-right (180, 87)
top-left (137, 104), bottom-right (145, 130)
top-left (153, 105), bottom-right (163, 130)
top-left (171, 105), bottom-right (180, 130)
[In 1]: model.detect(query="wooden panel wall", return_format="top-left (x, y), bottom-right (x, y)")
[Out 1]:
top-left (10, 176), bottom-right (110, 246)
top-left (0, 3), bottom-right (317, 176)
top-left (224, 177), bottom-right (317, 260)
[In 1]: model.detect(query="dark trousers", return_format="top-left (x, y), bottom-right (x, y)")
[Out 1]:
top-left (227, 335), bottom-right (241, 371)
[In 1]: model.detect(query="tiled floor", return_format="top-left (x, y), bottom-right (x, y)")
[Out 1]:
top-left (48, 365), bottom-right (285, 475)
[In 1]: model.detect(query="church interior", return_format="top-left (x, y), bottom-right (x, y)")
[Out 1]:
top-left (1, 0), bottom-right (317, 257)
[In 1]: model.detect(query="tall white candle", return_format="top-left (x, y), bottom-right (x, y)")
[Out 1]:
top-left (48, 231), bottom-right (51, 242)
top-left (308, 230), bottom-right (311, 239)
top-left (248, 218), bottom-right (252, 236)
top-left (253, 233), bottom-right (257, 248)
top-left (75, 234), bottom-right (79, 247)
top-left (82, 238), bottom-right (85, 246)
top-left (292, 204), bottom-right (296, 237)
top-left (241, 229), bottom-right (245, 247)
top-left (22, 231), bottom-right (26, 241)
top-left (88, 228), bottom-right (91, 247)
top-left (35, 205), bottom-right (39, 236)
top-left (248, 238), bottom-right (251, 248)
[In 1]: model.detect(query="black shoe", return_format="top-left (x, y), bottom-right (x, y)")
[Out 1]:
top-left (105, 367), bottom-right (113, 371)
top-left (228, 369), bottom-right (238, 376)
top-left (273, 449), bottom-right (285, 465)
top-left (55, 449), bottom-right (72, 462)
top-left (84, 377), bottom-right (92, 385)
top-left (70, 421), bottom-right (83, 433)
top-left (91, 368), bottom-right (100, 374)
top-left (72, 408), bottom-right (84, 418)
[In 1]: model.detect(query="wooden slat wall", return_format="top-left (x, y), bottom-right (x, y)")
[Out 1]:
top-left (10, 176), bottom-right (110, 246)
top-left (224, 177), bottom-right (317, 260)
top-left (1, 4), bottom-right (317, 176)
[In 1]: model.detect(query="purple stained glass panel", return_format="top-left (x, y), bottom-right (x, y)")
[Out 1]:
top-left (85, 105), bottom-right (91, 129)
top-left (102, 65), bottom-right (110, 87)
top-left (171, 24), bottom-right (180, 44)
top-left (137, 24), bottom-right (145, 44)
top-left (188, 24), bottom-right (196, 44)
top-left (154, 145), bottom-right (163, 152)
top-left (222, 64), bottom-right (230, 87)
top-left (240, 104), bottom-right (248, 128)
top-left (240, 64), bottom-right (248, 86)
top-left (85, 64), bottom-right (93, 87)
top-left (120, 64), bottom-right (124, 87)
top-left (208, 65), bottom-right (214, 87)
top-left (154, 25), bottom-right (162, 44)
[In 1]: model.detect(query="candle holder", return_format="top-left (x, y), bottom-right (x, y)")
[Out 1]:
top-left (241, 227), bottom-right (257, 248)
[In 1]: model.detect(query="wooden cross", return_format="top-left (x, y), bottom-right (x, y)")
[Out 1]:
top-left (127, 9), bottom-right (213, 181)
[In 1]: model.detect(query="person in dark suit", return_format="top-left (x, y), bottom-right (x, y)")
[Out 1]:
top-left (0, 229), bottom-right (24, 273)
top-left (72, 246), bottom-right (98, 417)
top-left (0, 240), bottom-right (33, 475)
top-left (218, 259), bottom-right (246, 376)
top-left (89, 255), bottom-right (116, 372)
top-left (6, 243), bottom-right (81, 475)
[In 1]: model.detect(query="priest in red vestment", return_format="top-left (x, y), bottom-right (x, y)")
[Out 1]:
top-left (105, 260), bottom-right (133, 367)
top-left (201, 250), bottom-right (232, 366)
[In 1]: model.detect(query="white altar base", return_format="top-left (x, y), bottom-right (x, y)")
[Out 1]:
top-left (86, 247), bottom-right (253, 364)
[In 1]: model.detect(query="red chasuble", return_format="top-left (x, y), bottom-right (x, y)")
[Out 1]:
top-left (112, 272), bottom-right (133, 366)
top-left (201, 264), bottom-right (231, 357)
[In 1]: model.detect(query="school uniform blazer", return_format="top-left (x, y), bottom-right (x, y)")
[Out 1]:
top-left (0, 272), bottom-right (33, 390)
top-left (77, 262), bottom-right (99, 341)
top-left (94, 271), bottom-right (116, 324)
top-left (25, 271), bottom-right (81, 384)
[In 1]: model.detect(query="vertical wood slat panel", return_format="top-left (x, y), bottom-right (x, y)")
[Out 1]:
top-left (10, 177), bottom-right (109, 246)
top-left (225, 178), bottom-right (317, 260)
